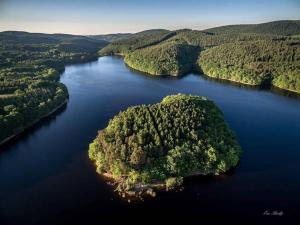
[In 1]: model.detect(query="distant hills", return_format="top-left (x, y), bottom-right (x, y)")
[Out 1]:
top-left (89, 33), bottom-right (132, 42)
top-left (204, 20), bottom-right (300, 36)
top-left (2, 20), bottom-right (299, 43)
top-left (89, 29), bottom-right (170, 42)
top-left (0, 31), bottom-right (108, 48)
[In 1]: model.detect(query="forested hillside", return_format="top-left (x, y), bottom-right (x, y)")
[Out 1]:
top-left (101, 20), bottom-right (300, 93)
top-left (198, 39), bottom-right (300, 91)
top-left (99, 29), bottom-right (173, 55)
top-left (89, 94), bottom-right (241, 194)
top-left (204, 20), bottom-right (300, 36)
top-left (125, 39), bottom-right (200, 76)
top-left (0, 31), bottom-right (107, 144)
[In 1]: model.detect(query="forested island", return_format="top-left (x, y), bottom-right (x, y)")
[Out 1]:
top-left (89, 94), bottom-right (241, 197)
top-left (100, 20), bottom-right (300, 93)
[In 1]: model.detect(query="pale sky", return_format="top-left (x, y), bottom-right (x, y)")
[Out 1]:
top-left (0, 0), bottom-right (299, 34)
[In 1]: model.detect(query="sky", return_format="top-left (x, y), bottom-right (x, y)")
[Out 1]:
top-left (0, 0), bottom-right (299, 35)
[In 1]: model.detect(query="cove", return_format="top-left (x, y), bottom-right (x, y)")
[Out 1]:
top-left (0, 56), bottom-right (300, 224)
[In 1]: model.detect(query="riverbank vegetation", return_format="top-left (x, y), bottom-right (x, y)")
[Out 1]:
top-left (89, 94), bottom-right (241, 196)
top-left (101, 20), bottom-right (300, 93)
top-left (0, 31), bottom-right (107, 144)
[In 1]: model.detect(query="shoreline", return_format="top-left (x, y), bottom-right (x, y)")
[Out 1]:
top-left (100, 169), bottom-right (219, 199)
top-left (0, 99), bottom-right (68, 147)
top-left (124, 60), bottom-right (181, 77)
top-left (100, 172), bottom-right (166, 198)
top-left (108, 54), bottom-right (300, 95)
top-left (0, 54), bottom-right (100, 148)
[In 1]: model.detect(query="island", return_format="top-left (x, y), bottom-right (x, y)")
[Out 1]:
top-left (89, 94), bottom-right (242, 198)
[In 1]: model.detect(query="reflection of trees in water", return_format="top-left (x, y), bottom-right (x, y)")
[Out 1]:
top-left (125, 61), bottom-right (300, 100)
top-left (0, 103), bottom-right (67, 152)
top-left (200, 73), bottom-right (300, 100)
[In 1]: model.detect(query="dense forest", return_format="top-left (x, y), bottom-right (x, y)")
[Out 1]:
top-left (99, 29), bottom-right (174, 55)
top-left (204, 20), bottom-right (300, 36)
top-left (100, 20), bottom-right (300, 93)
top-left (125, 39), bottom-right (200, 76)
top-left (0, 31), bottom-right (107, 143)
top-left (198, 38), bottom-right (300, 90)
top-left (89, 94), bottom-right (241, 194)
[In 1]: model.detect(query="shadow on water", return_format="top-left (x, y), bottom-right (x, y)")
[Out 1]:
top-left (184, 165), bottom-right (238, 186)
top-left (124, 59), bottom-right (300, 100)
top-left (270, 86), bottom-right (300, 99)
top-left (0, 103), bottom-right (68, 152)
top-left (198, 73), bottom-right (300, 99)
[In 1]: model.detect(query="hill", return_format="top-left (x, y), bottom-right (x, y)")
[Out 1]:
top-left (198, 38), bottom-right (300, 92)
top-left (98, 29), bottom-right (173, 55)
top-left (124, 39), bottom-right (200, 76)
top-left (0, 31), bottom-right (108, 45)
top-left (99, 21), bottom-right (300, 93)
top-left (204, 20), bottom-right (300, 36)
top-left (89, 33), bottom-right (132, 42)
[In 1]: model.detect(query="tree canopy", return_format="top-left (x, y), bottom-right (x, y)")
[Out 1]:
top-left (204, 20), bottom-right (300, 36)
top-left (89, 94), bottom-right (241, 194)
top-left (124, 39), bottom-right (199, 76)
top-left (198, 39), bottom-right (300, 91)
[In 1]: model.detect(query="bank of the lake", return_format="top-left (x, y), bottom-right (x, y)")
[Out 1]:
top-left (120, 53), bottom-right (300, 95)
top-left (0, 99), bottom-right (68, 146)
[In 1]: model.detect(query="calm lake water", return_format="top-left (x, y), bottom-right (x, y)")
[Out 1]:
top-left (1, 56), bottom-right (300, 224)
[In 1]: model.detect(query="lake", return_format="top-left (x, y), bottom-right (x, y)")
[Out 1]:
top-left (1, 56), bottom-right (300, 224)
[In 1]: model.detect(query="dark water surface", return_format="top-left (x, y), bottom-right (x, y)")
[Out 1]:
top-left (1, 56), bottom-right (300, 224)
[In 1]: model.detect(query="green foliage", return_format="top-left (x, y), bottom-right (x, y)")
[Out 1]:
top-left (89, 94), bottom-right (242, 190)
top-left (165, 177), bottom-right (183, 190)
top-left (124, 40), bottom-right (200, 76)
top-left (0, 31), bottom-right (107, 143)
top-left (204, 20), bottom-right (300, 36)
top-left (198, 39), bottom-right (300, 91)
top-left (166, 30), bottom-right (276, 49)
top-left (99, 29), bottom-right (173, 55)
